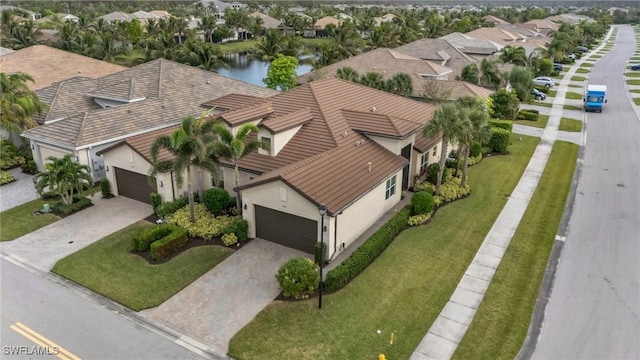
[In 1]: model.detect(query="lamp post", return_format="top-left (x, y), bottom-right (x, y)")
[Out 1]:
top-left (318, 203), bottom-right (327, 309)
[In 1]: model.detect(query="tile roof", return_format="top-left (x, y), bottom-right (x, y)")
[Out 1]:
top-left (482, 15), bottom-right (510, 25)
top-left (261, 108), bottom-right (313, 133)
top-left (414, 132), bottom-right (442, 153)
top-left (342, 109), bottom-right (421, 138)
top-left (0, 45), bottom-right (125, 90)
top-left (315, 16), bottom-right (341, 29)
top-left (249, 11), bottom-right (281, 29)
top-left (201, 94), bottom-right (269, 110)
top-left (394, 39), bottom-right (478, 78)
top-left (22, 58), bottom-right (277, 148)
top-left (218, 101), bottom-right (273, 126)
top-left (440, 32), bottom-right (503, 55)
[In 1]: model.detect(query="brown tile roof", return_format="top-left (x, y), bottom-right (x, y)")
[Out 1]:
top-left (0, 45), bottom-right (125, 90)
top-left (261, 108), bottom-right (313, 133)
top-left (394, 39), bottom-right (478, 78)
top-left (201, 93), bottom-right (269, 110)
top-left (446, 80), bottom-right (494, 100)
top-left (440, 32), bottom-right (502, 55)
top-left (22, 58), bottom-right (277, 148)
top-left (315, 16), bottom-right (341, 29)
top-left (482, 15), bottom-right (510, 25)
top-left (414, 132), bottom-right (442, 153)
top-left (342, 109), bottom-right (421, 138)
top-left (218, 101), bottom-right (273, 126)
top-left (249, 11), bottom-right (281, 29)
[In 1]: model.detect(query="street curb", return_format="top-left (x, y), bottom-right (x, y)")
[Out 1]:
top-left (1, 251), bottom-right (232, 360)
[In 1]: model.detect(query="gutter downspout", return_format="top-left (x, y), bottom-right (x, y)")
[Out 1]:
top-left (170, 171), bottom-right (176, 201)
top-left (328, 213), bottom-right (339, 262)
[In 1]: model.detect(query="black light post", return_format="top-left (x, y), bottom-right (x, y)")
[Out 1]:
top-left (318, 204), bottom-right (327, 309)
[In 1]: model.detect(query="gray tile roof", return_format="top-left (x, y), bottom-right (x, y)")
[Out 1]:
top-left (394, 39), bottom-right (478, 78)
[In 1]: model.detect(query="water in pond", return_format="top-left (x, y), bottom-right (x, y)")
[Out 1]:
top-left (218, 53), bottom-right (313, 87)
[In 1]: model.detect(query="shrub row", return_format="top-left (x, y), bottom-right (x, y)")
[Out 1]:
top-left (156, 197), bottom-right (189, 217)
top-left (324, 207), bottom-right (411, 292)
top-left (516, 109), bottom-right (539, 121)
top-left (489, 128), bottom-right (511, 154)
top-left (21, 160), bottom-right (38, 175)
top-left (434, 177), bottom-right (471, 206)
top-left (489, 119), bottom-right (513, 132)
top-left (132, 223), bottom-right (176, 252)
top-left (414, 181), bottom-right (435, 195)
top-left (150, 226), bottom-right (188, 260)
top-left (167, 204), bottom-right (235, 240)
top-left (426, 163), bottom-right (449, 185)
top-left (52, 197), bottom-right (92, 215)
top-left (1, 156), bottom-right (25, 170)
top-left (0, 170), bottom-right (15, 185)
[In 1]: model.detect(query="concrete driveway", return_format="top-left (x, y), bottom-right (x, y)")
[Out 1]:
top-left (0, 194), bottom-right (152, 270)
top-left (0, 168), bottom-right (39, 212)
top-left (141, 239), bottom-right (308, 354)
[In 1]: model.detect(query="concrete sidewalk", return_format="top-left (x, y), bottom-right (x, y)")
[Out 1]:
top-left (410, 28), bottom-right (613, 360)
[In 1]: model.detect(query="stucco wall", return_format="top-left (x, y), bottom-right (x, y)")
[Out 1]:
top-left (411, 138), bottom-right (444, 185)
top-left (36, 143), bottom-right (73, 172)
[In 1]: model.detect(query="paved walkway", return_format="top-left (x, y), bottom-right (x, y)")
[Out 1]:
top-left (0, 167), bottom-right (39, 212)
top-left (141, 239), bottom-right (307, 354)
top-left (410, 28), bottom-right (613, 360)
top-left (0, 194), bottom-right (152, 270)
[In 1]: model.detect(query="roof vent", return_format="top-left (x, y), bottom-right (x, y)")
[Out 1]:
top-left (370, 107), bottom-right (376, 112)
top-left (127, 109), bottom-right (132, 113)
top-left (343, 131), bottom-right (348, 137)
top-left (206, 80), bottom-right (211, 84)
top-left (368, 162), bottom-right (372, 172)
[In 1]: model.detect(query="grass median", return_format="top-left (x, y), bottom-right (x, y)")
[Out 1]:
top-left (0, 199), bottom-right (59, 241)
top-left (559, 117), bottom-right (583, 132)
top-left (565, 92), bottom-right (583, 100)
top-left (52, 221), bottom-right (233, 311)
top-left (513, 114), bottom-right (549, 129)
top-left (453, 140), bottom-right (579, 360)
top-left (229, 134), bottom-right (539, 360)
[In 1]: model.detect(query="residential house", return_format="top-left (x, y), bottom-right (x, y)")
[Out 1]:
top-left (374, 13), bottom-right (397, 26)
top-left (99, 78), bottom-right (442, 258)
top-left (394, 38), bottom-right (480, 79)
top-left (518, 19), bottom-right (559, 36)
top-left (312, 16), bottom-right (342, 37)
top-left (249, 11), bottom-right (281, 31)
top-left (201, 0), bottom-right (246, 19)
top-left (0, 5), bottom-right (37, 20)
top-left (545, 13), bottom-right (594, 25)
top-left (439, 32), bottom-right (502, 60)
top-left (20, 58), bottom-right (276, 193)
top-left (482, 15), bottom-right (510, 26)
top-left (99, 11), bottom-right (133, 23)
top-left (297, 48), bottom-right (453, 98)
top-left (35, 13), bottom-right (79, 23)
top-left (465, 25), bottom-right (548, 56)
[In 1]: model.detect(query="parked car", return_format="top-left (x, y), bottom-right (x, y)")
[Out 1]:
top-left (568, 53), bottom-right (576, 60)
top-left (553, 63), bottom-right (564, 72)
top-left (576, 46), bottom-right (588, 53)
top-left (631, 64), bottom-right (640, 70)
top-left (533, 77), bottom-right (555, 88)
top-left (531, 88), bottom-right (547, 101)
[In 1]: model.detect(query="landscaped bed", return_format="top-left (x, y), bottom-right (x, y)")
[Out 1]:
top-left (453, 140), bottom-right (579, 359)
top-left (52, 221), bottom-right (234, 311)
top-left (228, 134), bottom-right (539, 360)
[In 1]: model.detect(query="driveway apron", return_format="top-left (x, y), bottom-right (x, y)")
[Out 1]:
top-left (0, 195), bottom-right (152, 270)
top-left (141, 239), bottom-right (308, 354)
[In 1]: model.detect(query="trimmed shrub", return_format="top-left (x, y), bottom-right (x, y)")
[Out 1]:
top-left (434, 177), bottom-right (472, 204)
top-left (470, 143), bottom-right (482, 157)
top-left (426, 163), bottom-right (449, 185)
top-left (222, 217), bottom-right (248, 242)
top-left (156, 197), bottom-right (189, 217)
top-left (411, 191), bottom-right (435, 215)
top-left (489, 128), bottom-right (511, 154)
top-left (414, 181), bottom-right (435, 195)
top-left (276, 257), bottom-right (319, 299)
top-left (314, 241), bottom-right (327, 266)
top-left (408, 212), bottom-right (432, 226)
top-left (150, 193), bottom-right (162, 213)
top-left (0, 170), bottom-right (15, 185)
top-left (52, 197), bottom-right (92, 216)
top-left (167, 204), bottom-right (234, 240)
top-left (41, 191), bottom-right (61, 200)
top-left (203, 187), bottom-right (233, 215)
top-left (100, 179), bottom-right (112, 198)
top-left (489, 119), bottom-right (513, 132)
top-left (132, 223), bottom-right (175, 252)
top-left (221, 233), bottom-right (238, 247)
top-left (445, 158), bottom-right (457, 169)
top-left (324, 207), bottom-right (411, 292)
top-left (21, 160), bottom-right (38, 174)
top-left (516, 109), bottom-right (539, 121)
top-left (150, 226), bottom-right (188, 260)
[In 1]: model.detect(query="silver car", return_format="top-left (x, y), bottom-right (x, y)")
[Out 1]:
top-left (533, 77), bottom-right (555, 88)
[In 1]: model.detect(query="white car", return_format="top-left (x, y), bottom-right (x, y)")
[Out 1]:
top-left (533, 77), bottom-right (555, 88)
top-left (568, 53), bottom-right (576, 59)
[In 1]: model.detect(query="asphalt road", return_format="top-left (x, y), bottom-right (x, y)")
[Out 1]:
top-left (0, 257), bottom-right (207, 360)
top-left (533, 25), bottom-right (640, 359)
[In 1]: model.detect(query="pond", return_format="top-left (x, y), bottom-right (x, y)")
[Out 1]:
top-left (218, 53), bottom-right (313, 87)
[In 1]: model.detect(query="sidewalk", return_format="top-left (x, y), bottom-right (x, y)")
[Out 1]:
top-left (410, 28), bottom-right (613, 360)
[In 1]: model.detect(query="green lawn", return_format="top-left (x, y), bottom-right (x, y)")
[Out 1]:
top-left (571, 75), bottom-right (586, 82)
top-left (627, 79), bottom-right (640, 85)
top-left (567, 83), bottom-right (582, 88)
top-left (229, 134), bottom-right (539, 360)
top-left (575, 68), bottom-right (590, 74)
top-left (52, 221), bottom-right (234, 311)
top-left (626, 72), bottom-right (640, 77)
top-left (634, 98), bottom-right (640, 105)
top-left (0, 199), bottom-right (60, 241)
top-left (591, 54), bottom-right (602, 58)
top-left (581, 62), bottom-right (594, 67)
top-left (563, 104), bottom-right (583, 111)
top-left (565, 91), bottom-right (583, 100)
top-left (547, 89), bottom-right (557, 97)
top-left (513, 114), bottom-right (549, 129)
top-left (559, 117), bottom-right (583, 132)
top-left (526, 101), bottom-right (552, 108)
top-left (453, 141), bottom-right (578, 360)
top-left (630, 89), bottom-right (640, 93)
top-left (631, 56), bottom-right (640, 61)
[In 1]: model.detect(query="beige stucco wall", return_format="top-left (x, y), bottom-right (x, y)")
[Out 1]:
top-left (410, 138), bottom-right (444, 185)
top-left (35, 143), bottom-right (73, 171)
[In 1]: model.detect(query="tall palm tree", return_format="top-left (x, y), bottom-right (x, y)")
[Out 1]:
top-left (33, 155), bottom-right (93, 206)
top-left (178, 39), bottom-right (227, 71)
top-left (0, 72), bottom-right (44, 134)
top-left (253, 29), bottom-right (283, 62)
top-left (8, 20), bottom-right (42, 49)
top-left (198, 14), bottom-right (217, 43)
top-left (499, 45), bottom-right (527, 66)
top-left (149, 113), bottom-right (220, 223)
top-left (454, 96), bottom-right (491, 187)
top-left (423, 102), bottom-right (467, 195)
top-left (479, 58), bottom-right (502, 90)
top-left (210, 122), bottom-right (269, 213)
top-left (385, 72), bottom-right (413, 97)
top-left (359, 72), bottom-right (385, 90)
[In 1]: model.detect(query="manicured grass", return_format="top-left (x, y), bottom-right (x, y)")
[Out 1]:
top-left (547, 89), bottom-right (557, 97)
top-left (513, 114), bottom-right (549, 129)
top-left (627, 79), bottom-right (640, 85)
top-left (0, 199), bottom-right (59, 241)
top-left (559, 117), bottom-right (583, 132)
top-left (630, 89), bottom-right (640, 93)
top-left (634, 98), bottom-right (640, 105)
top-left (581, 62), bottom-right (594, 67)
top-left (631, 57), bottom-right (640, 61)
top-left (453, 141), bottom-right (579, 360)
top-left (565, 91), bottom-right (583, 100)
top-left (591, 54), bottom-right (602, 58)
top-left (563, 104), bottom-right (582, 111)
top-left (52, 221), bottom-right (234, 311)
top-left (575, 68), bottom-right (589, 74)
top-left (571, 75), bottom-right (586, 82)
top-left (626, 72), bottom-right (640, 77)
top-left (567, 83), bottom-right (582, 88)
top-left (229, 134), bottom-right (539, 360)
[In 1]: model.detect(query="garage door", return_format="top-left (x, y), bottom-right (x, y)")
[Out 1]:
top-left (114, 167), bottom-right (156, 204)
top-left (254, 205), bottom-right (317, 254)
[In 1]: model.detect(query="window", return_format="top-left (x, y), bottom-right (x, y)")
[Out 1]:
top-left (420, 153), bottom-right (429, 171)
top-left (212, 172), bottom-right (225, 189)
top-left (432, 146), bottom-right (438, 157)
top-left (260, 136), bottom-right (271, 155)
top-left (385, 176), bottom-right (396, 200)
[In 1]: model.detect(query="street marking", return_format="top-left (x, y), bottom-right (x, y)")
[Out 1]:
top-left (10, 322), bottom-right (81, 360)
top-left (555, 235), bottom-right (567, 242)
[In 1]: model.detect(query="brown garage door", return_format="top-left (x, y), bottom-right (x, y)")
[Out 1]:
top-left (254, 205), bottom-right (317, 254)
top-left (114, 167), bottom-right (156, 204)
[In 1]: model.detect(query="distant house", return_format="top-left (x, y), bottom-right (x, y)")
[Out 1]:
top-left (518, 19), bottom-right (559, 36)
top-left (35, 13), bottom-right (79, 23)
top-left (439, 32), bottom-right (502, 59)
top-left (201, 0), bottom-right (246, 19)
top-left (99, 11), bottom-right (133, 23)
top-left (312, 16), bottom-right (342, 37)
top-left (0, 5), bottom-right (37, 20)
top-left (465, 25), bottom-right (548, 56)
top-left (249, 11), bottom-right (281, 31)
top-left (394, 38), bottom-right (480, 79)
top-left (545, 13), bottom-right (594, 25)
top-left (482, 15), bottom-right (510, 26)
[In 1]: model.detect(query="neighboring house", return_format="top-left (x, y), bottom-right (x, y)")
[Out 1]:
top-left (439, 32), bottom-right (502, 60)
top-left (482, 15), bottom-right (510, 26)
top-left (374, 13), bottom-right (396, 26)
top-left (35, 13), bottom-right (79, 23)
top-left (310, 16), bottom-right (341, 37)
top-left (465, 26), bottom-right (548, 56)
top-left (394, 38), bottom-right (479, 79)
top-left (545, 13), bottom-right (594, 25)
top-left (99, 11), bottom-right (133, 22)
top-left (100, 79), bottom-right (443, 257)
top-left (20, 58), bottom-right (276, 192)
top-left (518, 19), bottom-right (559, 36)
top-left (249, 11), bottom-right (281, 30)
top-left (201, 0), bottom-right (246, 19)
top-left (0, 45), bottom-right (125, 90)
top-left (298, 48), bottom-right (453, 98)
top-left (0, 5), bottom-right (37, 20)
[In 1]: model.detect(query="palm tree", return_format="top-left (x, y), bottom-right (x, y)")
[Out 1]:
top-left (336, 67), bottom-right (360, 83)
top-left (210, 123), bottom-right (269, 213)
top-left (359, 72), bottom-right (385, 90)
top-left (423, 102), bottom-right (468, 195)
top-left (253, 29), bottom-right (283, 62)
top-left (460, 63), bottom-right (480, 85)
top-left (0, 72), bottom-right (44, 134)
top-left (385, 72), bottom-right (413, 97)
top-left (454, 96), bottom-right (491, 187)
top-left (479, 58), bottom-right (502, 90)
top-left (198, 14), bottom-right (217, 43)
top-left (177, 39), bottom-right (227, 71)
top-left (149, 113), bottom-right (220, 223)
top-left (8, 20), bottom-right (42, 49)
top-left (33, 155), bottom-right (93, 206)
top-left (57, 20), bottom-right (79, 51)
top-left (499, 45), bottom-right (527, 66)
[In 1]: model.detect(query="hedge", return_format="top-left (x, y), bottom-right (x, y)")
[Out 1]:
top-left (132, 223), bottom-right (176, 252)
top-left (489, 128), bottom-right (511, 154)
top-left (489, 119), bottom-right (513, 132)
top-left (52, 197), bottom-right (92, 216)
top-left (223, 217), bottom-right (249, 242)
top-left (516, 109), bottom-right (539, 121)
top-left (156, 197), bottom-right (189, 217)
top-left (203, 187), bottom-right (233, 215)
top-left (411, 191), bottom-right (435, 215)
top-left (150, 226), bottom-right (188, 260)
top-left (324, 207), bottom-right (411, 292)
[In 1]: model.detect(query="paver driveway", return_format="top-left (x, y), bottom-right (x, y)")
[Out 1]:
top-left (142, 239), bottom-right (308, 354)
top-left (0, 168), bottom-right (39, 212)
top-left (0, 194), bottom-right (152, 270)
